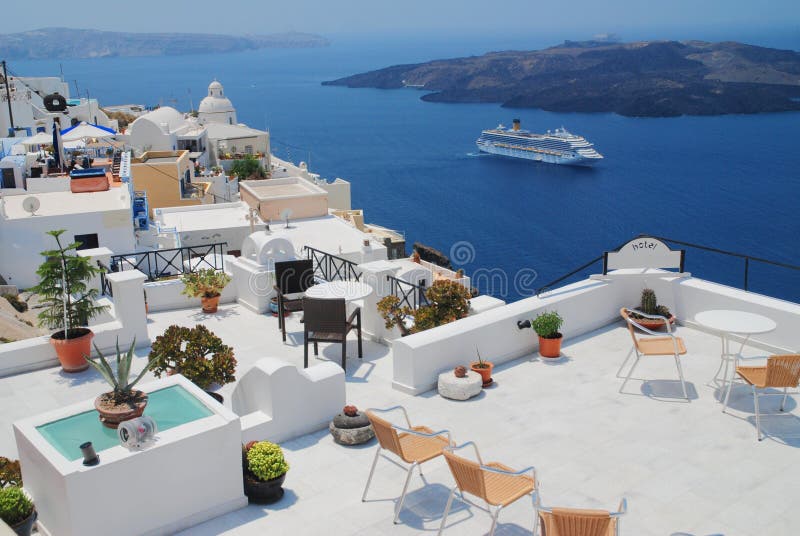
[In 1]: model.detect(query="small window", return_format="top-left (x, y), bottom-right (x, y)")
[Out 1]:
top-left (244, 145), bottom-right (253, 155)
top-left (74, 233), bottom-right (99, 250)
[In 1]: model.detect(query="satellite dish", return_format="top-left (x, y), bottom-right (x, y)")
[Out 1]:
top-left (22, 197), bottom-right (40, 216)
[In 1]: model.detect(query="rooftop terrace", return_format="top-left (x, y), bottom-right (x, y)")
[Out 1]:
top-left (2, 299), bottom-right (797, 535)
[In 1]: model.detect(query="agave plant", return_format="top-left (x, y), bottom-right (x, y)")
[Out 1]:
top-left (85, 338), bottom-right (155, 403)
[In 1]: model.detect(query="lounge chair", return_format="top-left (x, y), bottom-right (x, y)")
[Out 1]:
top-left (538, 499), bottom-right (627, 536)
top-left (438, 442), bottom-right (537, 536)
top-left (723, 354), bottom-right (800, 441)
top-left (363, 406), bottom-right (451, 524)
top-left (619, 307), bottom-right (689, 400)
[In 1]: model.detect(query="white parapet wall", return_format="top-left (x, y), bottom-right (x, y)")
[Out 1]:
top-left (233, 358), bottom-right (345, 444)
top-left (144, 275), bottom-right (237, 313)
top-left (0, 270), bottom-right (150, 377)
top-left (390, 269), bottom-right (800, 395)
top-left (13, 375), bottom-right (247, 536)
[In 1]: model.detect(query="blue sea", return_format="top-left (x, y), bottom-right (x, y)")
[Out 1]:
top-left (12, 34), bottom-right (800, 302)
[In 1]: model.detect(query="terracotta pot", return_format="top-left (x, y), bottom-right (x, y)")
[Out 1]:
top-left (94, 390), bottom-right (148, 429)
top-left (10, 508), bottom-right (37, 536)
top-left (538, 334), bottom-right (563, 358)
top-left (632, 315), bottom-right (675, 331)
top-left (50, 328), bottom-right (93, 373)
top-left (470, 361), bottom-right (494, 387)
top-left (244, 471), bottom-right (286, 504)
top-left (201, 294), bottom-right (220, 313)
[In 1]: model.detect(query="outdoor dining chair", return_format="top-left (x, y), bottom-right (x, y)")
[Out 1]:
top-left (619, 308), bottom-right (689, 400)
top-left (274, 259), bottom-right (314, 342)
top-left (302, 297), bottom-right (362, 371)
top-left (723, 354), bottom-right (800, 441)
top-left (538, 499), bottom-right (627, 536)
top-left (363, 406), bottom-right (452, 524)
top-left (438, 442), bottom-right (537, 536)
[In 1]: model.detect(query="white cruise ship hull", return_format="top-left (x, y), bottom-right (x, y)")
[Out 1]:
top-left (477, 142), bottom-right (601, 166)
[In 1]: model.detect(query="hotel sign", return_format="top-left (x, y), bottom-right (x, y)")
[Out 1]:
top-left (603, 237), bottom-right (684, 274)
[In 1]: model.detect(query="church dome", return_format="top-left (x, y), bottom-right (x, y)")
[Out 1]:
top-left (198, 79), bottom-right (235, 115)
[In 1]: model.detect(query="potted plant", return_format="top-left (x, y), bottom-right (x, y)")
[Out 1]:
top-left (628, 288), bottom-right (674, 330)
top-left (181, 268), bottom-right (231, 313)
top-left (149, 324), bottom-right (236, 400)
top-left (529, 311), bottom-right (564, 359)
top-left (470, 347), bottom-right (494, 387)
top-left (84, 338), bottom-right (156, 428)
top-left (31, 230), bottom-right (109, 373)
top-left (242, 440), bottom-right (289, 504)
top-left (0, 486), bottom-right (36, 536)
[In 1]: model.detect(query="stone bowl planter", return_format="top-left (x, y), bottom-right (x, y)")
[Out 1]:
top-left (329, 410), bottom-right (375, 446)
top-left (439, 370), bottom-right (483, 400)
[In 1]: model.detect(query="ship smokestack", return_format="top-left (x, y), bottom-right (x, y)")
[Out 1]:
top-left (512, 119), bottom-right (521, 131)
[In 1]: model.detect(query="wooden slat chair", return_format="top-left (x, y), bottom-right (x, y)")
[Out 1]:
top-left (274, 259), bottom-right (314, 342)
top-left (438, 442), bottom-right (537, 536)
top-left (363, 406), bottom-right (452, 524)
top-left (538, 499), bottom-right (627, 536)
top-left (302, 297), bottom-right (362, 371)
top-left (619, 308), bottom-right (689, 400)
top-left (724, 354), bottom-right (800, 441)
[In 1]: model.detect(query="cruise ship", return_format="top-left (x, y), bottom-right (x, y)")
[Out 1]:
top-left (476, 119), bottom-right (603, 166)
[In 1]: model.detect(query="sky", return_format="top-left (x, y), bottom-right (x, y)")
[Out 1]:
top-left (1, 0), bottom-right (798, 41)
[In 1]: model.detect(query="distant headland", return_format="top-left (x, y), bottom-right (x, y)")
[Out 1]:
top-left (0, 27), bottom-right (330, 60)
top-left (323, 40), bottom-right (800, 117)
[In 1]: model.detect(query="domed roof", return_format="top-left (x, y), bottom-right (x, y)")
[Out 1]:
top-left (198, 79), bottom-right (235, 114)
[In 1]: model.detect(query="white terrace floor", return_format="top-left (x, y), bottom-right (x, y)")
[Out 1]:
top-left (2, 303), bottom-right (799, 535)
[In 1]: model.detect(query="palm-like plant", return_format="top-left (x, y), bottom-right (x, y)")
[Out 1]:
top-left (31, 229), bottom-right (108, 339)
top-left (85, 338), bottom-right (155, 403)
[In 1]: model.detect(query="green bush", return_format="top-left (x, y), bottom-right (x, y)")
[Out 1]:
top-left (230, 154), bottom-right (266, 181)
top-left (149, 325), bottom-right (236, 389)
top-left (377, 279), bottom-right (471, 336)
top-left (529, 311), bottom-right (564, 339)
top-left (0, 486), bottom-right (33, 526)
top-left (181, 269), bottom-right (231, 299)
top-left (246, 441), bottom-right (289, 481)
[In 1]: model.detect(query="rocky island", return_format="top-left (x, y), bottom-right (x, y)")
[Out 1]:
top-left (0, 27), bottom-right (329, 60)
top-left (324, 40), bottom-right (800, 117)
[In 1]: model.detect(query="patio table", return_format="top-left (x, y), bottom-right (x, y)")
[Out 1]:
top-left (694, 309), bottom-right (776, 407)
top-left (305, 280), bottom-right (374, 302)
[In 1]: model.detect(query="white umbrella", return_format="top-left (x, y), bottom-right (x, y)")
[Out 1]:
top-left (21, 132), bottom-right (54, 146)
top-left (61, 122), bottom-right (117, 142)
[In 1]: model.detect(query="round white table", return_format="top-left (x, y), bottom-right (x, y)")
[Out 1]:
top-left (694, 310), bottom-right (776, 405)
top-left (305, 280), bottom-right (374, 301)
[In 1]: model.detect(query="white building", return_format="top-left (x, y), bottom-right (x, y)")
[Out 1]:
top-left (127, 107), bottom-right (208, 166)
top-left (0, 188), bottom-right (135, 288)
top-left (0, 75), bottom-right (117, 137)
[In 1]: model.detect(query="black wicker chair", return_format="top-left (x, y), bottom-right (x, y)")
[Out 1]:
top-left (274, 259), bottom-right (315, 342)
top-left (302, 297), bottom-right (362, 371)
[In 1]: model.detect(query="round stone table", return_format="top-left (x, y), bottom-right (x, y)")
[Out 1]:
top-left (438, 370), bottom-right (483, 400)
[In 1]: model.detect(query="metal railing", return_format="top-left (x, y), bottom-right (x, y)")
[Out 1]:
top-left (97, 261), bottom-right (113, 297)
top-left (388, 275), bottom-right (428, 310)
top-left (535, 234), bottom-right (800, 297)
top-left (304, 246), bottom-right (361, 282)
top-left (108, 242), bottom-right (227, 282)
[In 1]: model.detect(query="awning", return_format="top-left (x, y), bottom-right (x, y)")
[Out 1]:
top-left (61, 121), bottom-right (117, 142)
top-left (21, 132), bottom-right (53, 146)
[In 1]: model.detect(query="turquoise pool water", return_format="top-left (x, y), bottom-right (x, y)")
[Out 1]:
top-left (36, 385), bottom-right (214, 462)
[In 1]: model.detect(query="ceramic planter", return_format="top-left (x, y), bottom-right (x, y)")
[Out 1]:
top-left (50, 328), bottom-right (93, 373)
top-left (243, 471), bottom-right (286, 504)
top-left (94, 390), bottom-right (148, 429)
top-left (10, 508), bottom-right (37, 536)
top-left (470, 361), bottom-right (494, 387)
top-left (538, 335), bottom-right (563, 358)
top-left (633, 315), bottom-right (675, 331)
top-left (201, 294), bottom-right (220, 313)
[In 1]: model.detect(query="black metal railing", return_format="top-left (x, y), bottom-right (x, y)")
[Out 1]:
top-left (108, 242), bottom-right (227, 282)
top-left (388, 275), bottom-right (428, 310)
top-left (304, 246), bottom-right (361, 282)
top-left (535, 234), bottom-right (800, 297)
top-left (97, 261), bottom-right (113, 297)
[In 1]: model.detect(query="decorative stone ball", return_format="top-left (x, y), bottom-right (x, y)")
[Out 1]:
top-left (330, 410), bottom-right (375, 446)
top-left (454, 365), bottom-right (467, 378)
top-left (343, 405), bottom-right (359, 417)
